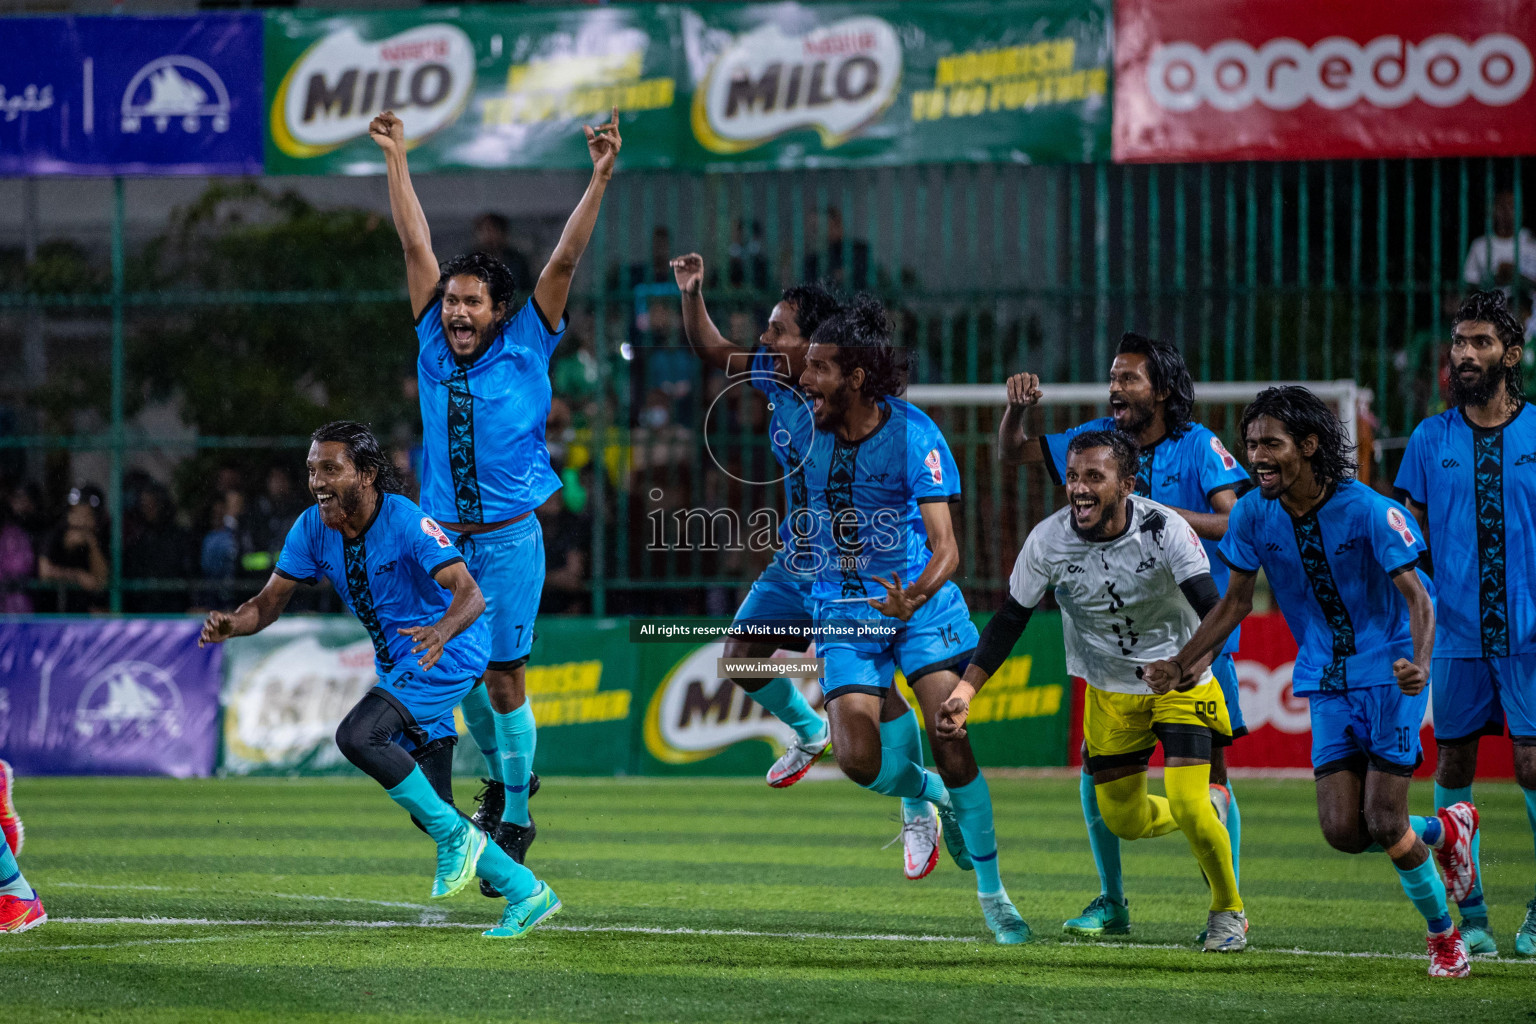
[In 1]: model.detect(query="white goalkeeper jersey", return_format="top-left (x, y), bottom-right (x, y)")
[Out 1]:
top-left (1009, 497), bottom-right (1213, 695)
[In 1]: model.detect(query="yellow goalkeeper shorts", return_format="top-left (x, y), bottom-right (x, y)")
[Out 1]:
top-left (1083, 678), bottom-right (1233, 773)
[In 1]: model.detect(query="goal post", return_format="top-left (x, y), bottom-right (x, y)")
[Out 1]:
top-left (906, 379), bottom-right (1368, 452)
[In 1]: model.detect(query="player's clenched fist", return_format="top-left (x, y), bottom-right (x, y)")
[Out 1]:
top-left (199, 610), bottom-right (236, 648)
top-left (1005, 372), bottom-right (1043, 409)
top-left (1393, 658), bottom-right (1428, 696)
top-left (936, 688), bottom-right (973, 740)
top-left (1140, 659), bottom-right (1181, 695)
top-left (671, 253), bottom-right (704, 295)
top-left (368, 110), bottom-right (405, 155)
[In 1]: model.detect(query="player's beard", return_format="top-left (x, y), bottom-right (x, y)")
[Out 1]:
top-left (812, 382), bottom-right (852, 432)
top-left (1448, 361), bottom-right (1504, 408)
top-left (318, 482), bottom-right (365, 529)
top-left (1112, 396), bottom-right (1156, 437)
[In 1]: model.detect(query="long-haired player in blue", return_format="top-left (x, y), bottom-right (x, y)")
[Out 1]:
top-left (669, 253), bottom-right (941, 881)
top-left (199, 422), bottom-right (560, 938)
top-left (998, 333), bottom-right (1250, 939)
top-left (370, 107), bottom-right (619, 883)
top-left (796, 295), bottom-right (1030, 943)
top-left (1144, 387), bottom-right (1479, 978)
top-left (1396, 289), bottom-right (1536, 957)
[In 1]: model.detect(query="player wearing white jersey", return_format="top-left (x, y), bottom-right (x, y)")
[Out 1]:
top-left (938, 430), bottom-right (1246, 951)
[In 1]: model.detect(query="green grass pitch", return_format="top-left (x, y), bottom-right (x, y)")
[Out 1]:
top-left (5, 772), bottom-right (1534, 1022)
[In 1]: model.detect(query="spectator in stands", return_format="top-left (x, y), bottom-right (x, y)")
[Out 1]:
top-left (0, 485), bottom-right (36, 613)
top-left (248, 465), bottom-right (307, 566)
top-left (536, 481), bottom-right (592, 616)
top-left (802, 206), bottom-right (870, 291)
top-left (727, 219), bottom-right (769, 290)
top-left (200, 489), bottom-right (246, 584)
top-left (472, 212), bottom-right (535, 293)
top-left (38, 494), bottom-right (108, 614)
top-left (123, 481), bottom-right (191, 614)
top-left (1463, 189), bottom-right (1536, 302)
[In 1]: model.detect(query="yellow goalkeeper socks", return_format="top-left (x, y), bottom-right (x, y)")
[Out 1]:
top-left (1165, 764), bottom-right (1242, 913)
top-left (1094, 774), bottom-right (1179, 842)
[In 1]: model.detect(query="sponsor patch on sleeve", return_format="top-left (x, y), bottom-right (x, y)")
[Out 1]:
top-left (1211, 436), bottom-right (1237, 471)
top-left (925, 449), bottom-right (943, 484)
top-left (421, 517), bottom-right (452, 548)
top-left (1386, 507), bottom-right (1416, 547)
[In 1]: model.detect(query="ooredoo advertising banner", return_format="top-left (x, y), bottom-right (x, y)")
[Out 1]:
top-left (0, 15), bottom-right (264, 176)
top-left (0, 619), bottom-right (222, 777)
top-left (1113, 0), bottom-right (1536, 163)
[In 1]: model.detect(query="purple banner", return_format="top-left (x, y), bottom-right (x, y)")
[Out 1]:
top-left (0, 619), bottom-right (222, 777)
top-left (0, 14), bottom-right (264, 176)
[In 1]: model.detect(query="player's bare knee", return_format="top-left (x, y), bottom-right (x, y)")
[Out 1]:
top-left (1435, 740), bottom-right (1479, 789)
top-left (839, 753), bottom-right (881, 788)
top-left (484, 667), bottom-right (525, 713)
top-left (1363, 807), bottom-right (1411, 852)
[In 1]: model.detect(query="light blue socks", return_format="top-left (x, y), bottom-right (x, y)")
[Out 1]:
top-left (750, 678), bottom-right (826, 745)
top-left (495, 702), bottom-right (538, 826)
top-left (949, 775), bottom-right (1002, 893)
top-left (1080, 771), bottom-right (1125, 902)
top-left (0, 842), bottom-right (29, 898)
top-left (1525, 786), bottom-right (1536, 864)
top-left (880, 708), bottom-right (931, 822)
top-left (1224, 783), bottom-right (1242, 889)
top-left (459, 683), bottom-right (502, 782)
top-left (864, 753), bottom-right (950, 809)
top-left (386, 766), bottom-right (538, 902)
top-left (1434, 785), bottom-right (1486, 917)
top-left (387, 767), bottom-right (463, 842)
top-left (1393, 854), bottom-right (1453, 934)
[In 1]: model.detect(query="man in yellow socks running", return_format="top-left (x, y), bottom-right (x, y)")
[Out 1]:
top-left (937, 430), bottom-right (1244, 950)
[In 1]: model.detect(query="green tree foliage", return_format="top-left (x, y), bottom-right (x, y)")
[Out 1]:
top-left (130, 181), bottom-right (415, 439)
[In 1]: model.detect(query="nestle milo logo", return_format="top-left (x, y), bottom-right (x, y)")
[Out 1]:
top-left (693, 16), bottom-right (902, 154)
top-left (271, 24), bottom-right (475, 158)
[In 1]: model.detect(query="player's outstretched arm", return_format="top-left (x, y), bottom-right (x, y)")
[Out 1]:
top-left (370, 111), bottom-right (439, 319)
top-left (670, 253), bottom-right (744, 373)
top-left (997, 372), bottom-right (1046, 464)
top-left (1176, 488), bottom-right (1238, 542)
top-left (198, 573), bottom-right (299, 648)
top-left (534, 107), bottom-right (621, 330)
top-left (399, 561), bottom-right (486, 671)
top-left (1144, 569), bottom-right (1256, 693)
top-left (1391, 569), bottom-right (1434, 696)
top-left (938, 597), bottom-right (1037, 739)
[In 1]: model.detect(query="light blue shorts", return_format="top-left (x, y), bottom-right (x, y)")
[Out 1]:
top-left (814, 581), bottom-right (978, 700)
top-left (453, 514), bottom-right (544, 668)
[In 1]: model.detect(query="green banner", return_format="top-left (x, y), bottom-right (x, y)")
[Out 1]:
top-left (262, 2), bottom-right (1111, 175)
top-left (219, 616), bottom-right (636, 776)
top-left (680, 1), bottom-right (1112, 169)
top-left (263, 5), bottom-right (684, 175)
top-left (633, 612), bottom-right (1071, 775)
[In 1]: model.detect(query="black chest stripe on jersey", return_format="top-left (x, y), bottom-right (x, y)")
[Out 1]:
top-left (827, 439), bottom-right (863, 597)
top-left (782, 433), bottom-right (811, 565)
top-left (1291, 514), bottom-right (1355, 692)
top-left (1134, 447), bottom-right (1154, 498)
top-left (446, 367), bottom-right (483, 524)
top-left (343, 535), bottom-right (393, 670)
top-left (1472, 428), bottom-right (1510, 657)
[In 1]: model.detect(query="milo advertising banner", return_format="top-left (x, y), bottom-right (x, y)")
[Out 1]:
top-left (680, 0), bottom-right (1113, 169)
top-left (261, 2), bottom-right (1112, 175)
top-left (219, 616), bottom-right (635, 776)
top-left (263, 5), bottom-right (684, 174)
top-left (635, 612), bottom-right (1072, 774)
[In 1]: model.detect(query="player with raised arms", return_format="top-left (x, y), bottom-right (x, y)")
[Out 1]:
top-left (940, 430), bottom-right (1247, 951)
top-left (669, 253), bottom-right (941, 880)
top-left (797, 295), bottom-right (1030, 942)
top-left (1396, 289), bottom-right (1536, 957)
top-left (1144, 386), bottom-right (1480, 978)
top-left (998, 333), bottom-right (1250, 939)
top-left (371, 107), bottom-right (619, 882)
top-left (198, 422), bottom-right (561, 939)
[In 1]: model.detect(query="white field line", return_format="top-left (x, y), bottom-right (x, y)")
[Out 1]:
top-left (15, 917), bottom-right (1529, 965)
top-left (52, 882), bottom-right (430, 910)
top-left (3, 930), bottom-right (336, 954)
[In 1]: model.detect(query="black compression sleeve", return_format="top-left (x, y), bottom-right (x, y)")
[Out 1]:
top-left (970, 596), bottom-right (1035, 679)
top-left (1179, 572), bottom-right (1221, 619)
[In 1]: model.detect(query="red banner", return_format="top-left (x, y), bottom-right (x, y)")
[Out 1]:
top-left (1066, 613), bottom-right (1517, 777)
top-left (1113, 0), bottom-right (1536, 163)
